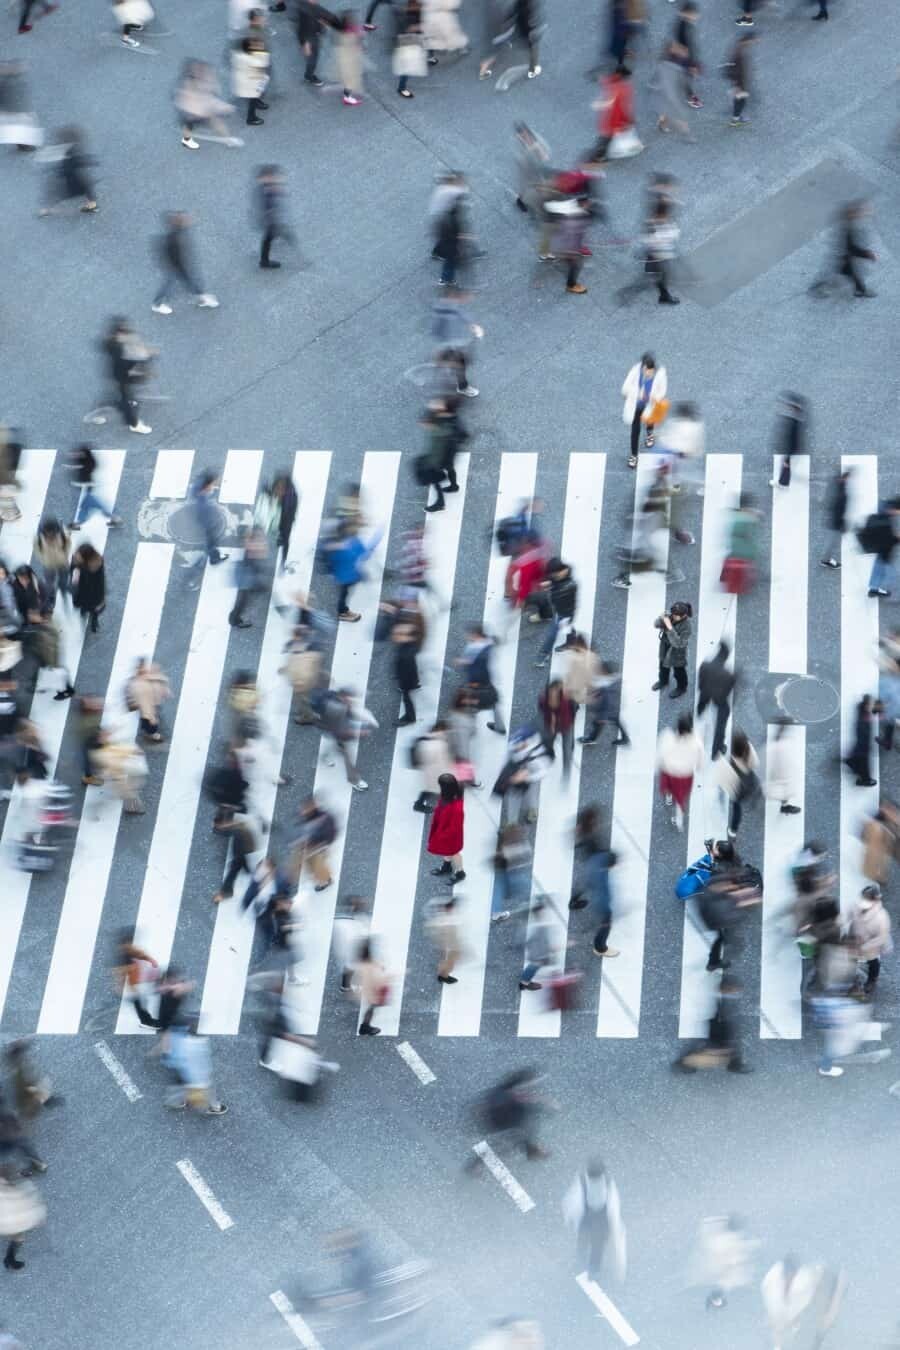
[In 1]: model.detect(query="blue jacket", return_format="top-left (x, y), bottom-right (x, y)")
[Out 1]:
top-left (329, 530), bottom-right (381, 585)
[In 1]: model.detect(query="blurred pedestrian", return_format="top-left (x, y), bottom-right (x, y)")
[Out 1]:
top-left (232, 33), bottom-right (271, 125)
top-left (212, 812), bottom-right (258, 903)
top-left (151, 211), bottom-right (218, 315)
top-left (770, 392), bottom-right (807, 489)
top-left (332, 10), bottom-right (365, 105)
top-left (697, 639), bottom-right (733, 759)
top-left (471, 1068), bottom-right (550, 1161)
top-left (38, 125), bottom-right (97, 215)
top-left (538, 678), bottom-right (575, 781)
top-left (70, 542), bottom-right (105, 635)
top-left (0, 1151), bottom-right (45, 1272)
top-left (676, 975), bottom-right (752, 1073)
top-left (675, 1), bottom-right (702, 107)
top-left (456, 624), bottom-right (506, 734)
top-left (761, 1257), bottom-right (843, 1350)
top-left (35, 518), bottom-right (70, 609)
top-left (316, 686), bottom-right (371, 790)
top-left (332, 894), bottom-right (369, 991)
top-left (655, 39), bottom-right (691, 139)
top-left (126, 657), bottom-right (170, 744)
top-left (657, 712), bottom-right (703, 830)
top-left (98, 318), bottom-right (155, 436)
top-left (355, 937), bottom-right (391, 1035)
top-left (325, 520), bottom-right (383, 622)
top-left (720, 492), bottom-right (761, 595)
top-left (427, 772), bottom-right (465, 884)
top-left (562, 1157), bottom-right (626, 1283)
top-left (427, 894), bottom-right (462, 984)
top-left (18, 0), bottom-right (59, 35)
top-left (588, 63), bottom-right (639, 163)
top-left (844, 694), bottom-right (878, 787)
top-left (725, 33), bottom-right (755, 127)
top-left (422, 0), bottom-right (469, 64)
top-left (187, 470), bottom-right (227, 570)
top-left (848, 884), bottom-right (891, 998)
top-left (580, 661), bottom-right (628, 748)
top-left (0, 430), bottom-right (22, 526)
top-left (113, 0), bottom-right (154, 48)
top-left (115, 933), bottom-right (160, 1027)
top-left (175, 59), bottom-right (240, 151)
top-left (164, 1022), bottom-right (228, 1114)
top-left (811, 200), bottom-right (877, 299)
top-left (692, 1214), bottom-right (758, 1310)
top-left (820, 466), bottom-right (850, 570)
top-left (545, 181), bottom-right (592, 295)
top-left (67, 444), bottom-right (121, 530)
top-left (716, 729), bottom-right (760, 839)
top-left (621, 352), bottom-right (668, 467)
top-left (765, 717), bottom-right (802, 814)
top-left (288, 795), bottom-right (336, 893)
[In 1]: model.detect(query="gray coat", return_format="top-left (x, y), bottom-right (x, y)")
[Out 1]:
top-left (656, 615), bottom-right (691, 669)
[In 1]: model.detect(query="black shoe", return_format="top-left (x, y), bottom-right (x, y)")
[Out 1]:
top-left (856, 777), bottom-right (877, 787)
top-left (515, 195), bottom-right (528, 212)
top-left (431, 861), bottom-right (452, 876)
top-left (854, 287), bottom-right (876, 298)
top-left (651, 681), bottom-right (664, 691)
top-left (304, 76), bottom-right (324, 87)
top-left (658, 292), bottom-right (680, 305)
top-left (4, 1245), bottom-right (23, 1272)
top-left (424, 502), bottom-right (445, 513)
top-left (450, 869), bottom-right (466, 884)
top-left (519, 980), bottom-right (542, 991)
top-left (209, 552), bottom-right (226, 565)
top-left (568, 895), bottom-right (588, 910)
top-left (358, 1024), bottom-right (381, 1036)
top-left (229, 617), bottom-right (252, 629)
top-left (578, 736), bottom-right (597, 745)
top-left (669, 687), bottom-right (686, 699)
top-left (396, 715), bottom-right (416, 726)
top-left (443, 483), bottom-right (460, 493)
top-left (438, 974), bottom-right (458, 984)
top-left (269, 2), bottom-right (286, 8)
top-left (257, 100), bottom-right (269, 110)
top-left (706, 960), bottom-right (731, 973)
top-left (727, 1062), bottom-right (754, 1074)
top-left (54, 686), bottom-right (75, 701)
top-left (780, 803), bottom-right (802, 814)
top-left (260, 260), bottom-right (282, 269)
top-left (247, 115), bottom-right (264, 125)
top-left (486, 722), bottom-right (506, 734)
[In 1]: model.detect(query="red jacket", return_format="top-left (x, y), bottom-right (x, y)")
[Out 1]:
top-left (599, 73), bottom-right (633, 138)
top-left (427, 796), bottom-right (464, 857)
top-left (506, 543), bottom-right (547, 608)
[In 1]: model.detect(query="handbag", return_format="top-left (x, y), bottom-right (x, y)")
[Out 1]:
top-left (720, 555), bottom-right (754, 596)
top-left (392, 33), bottom-right (427, 78)
top-left (607, 127), bottom-right (643, 160)
top-left (643, 397), bottom-right (670, 426)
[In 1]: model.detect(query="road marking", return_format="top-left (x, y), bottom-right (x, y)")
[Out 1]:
top-left (93, 1040), bottom-right (142, 1102)
top-left (575, 1272), bottom-right (640, 1345)
top-left (396, 1041), bottom-right (436, 1084)
top-left (269, 1291), bottom-right (323, 1348)
top-left (175, 1159), bottom-right (234, 1232)
top-left (150, 449), bottom-right (195, 499)
top-left (471, 1140), bottom-right (535, 1213)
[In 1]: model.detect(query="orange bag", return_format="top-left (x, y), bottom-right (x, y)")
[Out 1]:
top-left (642, 398), bottom-right (670, 427)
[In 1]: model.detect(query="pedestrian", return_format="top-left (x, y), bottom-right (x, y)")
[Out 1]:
top-left (456, 624), bottom-right (507, 734)
top-left (416, 401), bottom-right (456, 514)
top-left (288, 796), bottom-right (337, 893)
top-left (18, 0), bottom-right (58, 35)
top-left (422, 0), bottom-right (468, 65)
top-left (701, 858), bottom-right (761, 975)
top-left (0, 1153), bottom-right (45, 1273)
top-left (164, 1021), bottom-right (228, 1114)
top-left (93, 732), bottom-right (148, 814)
top-left (502, 530), bottom-right (550, 635)
top-left (533, 558), bottom-right (577, 668)
top-left (0, 430), bottom-right (22, 527)
top-left (765, 717), bottom-right (802, 815)
top-left (716, 729), bottom-right (760, 839)
top-left (67, 444), bottom-right (122, 530)
top-left (493, 727), bottom-right (552, 825)
top-left (5, 1039), bottom-right (60, 1169)
top-left (212, 812), bottom-right (258, 903)
top-left (34, 518), bottom-right (70, 609)
top-left (725, 33), bottom-right (755, 127)
top-left (761, 1258), bottom-right (835, 1350)
top-left (112, 0), bottom-right (154, 47)
top-left (153, 967), bottom-right (195, 1053)
top-left (675, 1), bottom-right (702, 108)
top-left (511, 0), bottom-right (542, 77)
top-left (490, 823), bottom-right (532, 922)
top-left (471, 1068), bottom-right (550, 1162)
top-left (514, 121), bottom-right (551, 216)
top-left (354, 937), bottom-right (391, 1035)
top-left (562, 1158), bottom-right (626, 1283)
top-left (281, 624), bottom-right (323, 726)
top-left (426, 894), bottom-right (462, 984)
top-left (325, 520), bottom-right (383, 622)
top-left (295, 0), bottom-right (335, 88)
top-left (580, 661), bottom-right (629, 748)
top-left (517, 898), bottom-right (557, 991)
top-left (232, 33), bottom-right (271, 125)
top-left (38, 125), bottom-right (97, 216)
top-left (125, 657), bottom-right (170, 744)
top-left (24, 607), bottom-right (73, 701)
top-left (187, 471), bottom-right (227, 570)
top-left (98, 317), bottom-right (155, 436)
top-left (175, 59), bottom-right (240, 151)
top-left (70, 542), bottom-right (105, 635)
top-left (447, 685), bottom-right (480, 784)
top-left (571, 806), bottom-right (620, 955)
top-left (848, 884), bottom-right (891, 998)
top-left (268, 470), bottom-right (298, 567)
top-left (697, 639), bottom-right (734, 759)
top-left (545, 182), bottom-right (592, 295)
top-left (538, 678), bottom-right (575, 782)
top-left (431, 285), bottom-right (483, 397)
top-left (621, 352), bottom-right (668, 467)
top-left (390, 616), bottom-right (422, 726)
top-left (652, 600), bottom-right (693, 698)
top-left (332, 894), bottom-right (370, 991)
top-left (332, 10), bottom-right (365, 106)
top-left (657, 712), bottom-right (703, 830)
top-left (76, 694), bottom-right (104, 786)
top-left (677, 975), bottom-right (752, 1072)
top-left (10, 564), bottom-right (48, 628)
top-left (427, 772), bottom-right (465, 884)
top-left (770, 392), bottom-right (807, 489)
top-left (820, 467), bottom-right (850, 570)
top-left (661, 400), bottom-right (705, 500)
top-left (588, 63), bottom-right (639, 163)
top-left (860, 803), bottom-right (898, 887)
top-left (562, 633), bottom-right (598, 712)
top-left (317, 686), bottom-right (371, 790)
top-left (114, 932), bottom-right (161, 1028)
top-left (228, 526), bottom-right (268, 629)
top-left (655, 39), bottom-right (691, 139)
top-left (431, 173), bottom-right (470, 288)
top-left (151, 211), bottom-right (218, 316)
top-left (691, 1214), bottom-right (758, 1310)
top-left (844, 694), bottom-right (878, 787)
top-left (858, 498), bottom-right (900, 599)
top-left (720, 493), bottom-right (761, 595)
top-left (878, 632), bottom-right (900, 751)
top-left (811, 199), bottom-right (878, 299)
top-left (12, 720), bottom-right (49, 783)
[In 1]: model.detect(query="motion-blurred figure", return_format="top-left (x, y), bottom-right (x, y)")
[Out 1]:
top-left (0, 1131), bottom-right (45, 1271)
top-left (38, 126), bottom-right (97, 216)
top-left (18, 0), bottom-right (58, 35)
top-left (770, 392), bottom-right (807, 489)
top-left (152, 211), bottom-right (219, 315)
top-left (697, 641), bottom-right (734, 760)
top-left (0, 428), bottom-right (22, 525)
top-left (811, 199), bottom-right (878, 299)
top-left (562, 1157), bottom-right (626, 1283)
top-left (676, 975), bottom-right (752, 1073)
top-left (469, 1321), bottom-right (544, 1350)
top-left (725, 32), bottom-right (755, 128)
top-left (469, 1068), bottom-right (551, 1163)
top-left (175, 59), bottom-right (240, 151)
top-left (0, 60), bottom-right (42, 151)
top-left (762, 1257), bottom-right (845, 1349)
top-left (113, 0), bottom-right (155, 48)
top-left (164, 1021), bottom-right (228, 1114)
top-left (820, 466), bottom-right (850, 570)
top-left (99, 317), bottom-right (156, 435)
top-left (691, 1214), bottom-right (758, 1311)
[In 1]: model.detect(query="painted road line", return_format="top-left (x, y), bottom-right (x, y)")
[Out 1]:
top-left (678, 454), bottom-right (741, 1040)
top-left (575, 1273), bottom-right (640, 1346)
top-left (199, 452), bottom-right (331, 1035)
top-left (396, 1041), bottom-right (436, 1084)
top-left (93, 1040), bottom-right (142, 1102)
top-left (519, 452), bottom-right (605, 1037)
top-left (0, 448), bottom-right (56, 564)
top-left (472, 1140), bottom-right (536, 1213)
top-left (175, 1159), bottom-right (234, 1232)
top-left (760, 454), bottom-right (809, 1039)
top-left (0, 450), bottom-right (124, 1024)
top-left (269, 1291), bottom-right (324, 1349)
top-left (39, 542), bottom-right (174, 1032)
top-left (840, 455), bottom-right (880, 923)
top-left (437, 454), bottom-right (538, 1037)
top-left (116, 450), bottom-right (261, 1032)
top-left (291, 452), bottom-right (401, 1036)
top-left (150, 449), bottom-right (195, 499)
top-left (367, 455), bottom-right (469, 1037)
top-left (597, 459), bottom-right (670, 1037)
top-left (219, 449), bottom-right (263, 503)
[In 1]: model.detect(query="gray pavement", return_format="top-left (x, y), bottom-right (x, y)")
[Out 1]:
top-left (3, 0), bottom-right (900, 1346)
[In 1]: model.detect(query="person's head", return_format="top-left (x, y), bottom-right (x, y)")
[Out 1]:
top-left (76, 543), bottom-right (101, 568)
top-left (197, 470), bottom-right (218, 494)
top-left (465, 622), bottom-right (487, 642)
top-left (713, 839), bottom-right (735, 863)
top-left (860, 883), bottom-right (883, 909)
top-left (673, 400), bottom-right (698, 420)
top-left (586, 1156), bottom-right (607, 1179)
top-left (640, 352), bottom-right (656, 375)
top-left (166, 210), bottom-right (192, 231)
top-left (13, 565), bottom-right (33, 586)
top-left (437, 773), bottom-right (462, 802)
top-left (670, 600), bottom-right (692, 622)
top-left (731, 730), bottom-right (750, 759)
top-left (846, 197), bottom-right (871, 222)
top-left (676, 713), bottom-right (694, 737)
top-left (679, 0), bottom-right (697, 16)
top-left (39, 516), bottom-right (62, 538)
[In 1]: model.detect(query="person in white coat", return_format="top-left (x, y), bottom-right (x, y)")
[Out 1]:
top-left (232, 34), bottom-right (270, 125)
top-left (691, 1214), bottom-right (758, 1310)
top-left (562, 1158), bottom-right (626, 1284)
top-left (761, 1257), bottom-right (845, 1349)
top-left (423, 0), bottom-right (468, 54)
top-left (658, 401), bottom-right (705, 542)
top-left (621, 352), bottom-right (668, 468)
top-left (113, 0), bottom-right (154, 48)
top-left (656, 712), bottom-right (703, 830)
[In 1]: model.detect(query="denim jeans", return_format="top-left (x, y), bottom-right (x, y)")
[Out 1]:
top-left (869, 556), bottom-right (895, 593)
top-left (73, 486), bottom-right (113, 525)
top-left (520, 961), bottom-right (541, 982)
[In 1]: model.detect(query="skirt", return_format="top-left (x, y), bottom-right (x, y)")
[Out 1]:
top-left (659, 771), bottom-right (692, 811)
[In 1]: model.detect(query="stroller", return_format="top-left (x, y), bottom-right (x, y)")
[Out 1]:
top-left (16, 779), bottom-right (75, 872)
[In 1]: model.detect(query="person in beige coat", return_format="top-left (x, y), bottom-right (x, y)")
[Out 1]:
top-left (426, 895), bottom-right (462, 984)
top-left (231, 35), bottom-right (271, 125)
top-left (281, 626), bottom-right (323, 725)
top-left (35, 518), bottom-right (71, 609)
top-left (849, 885), bottom-right (892, 998)
top-left (126, 657), bottom-right (171, 744)
top-left (333, 12), bottom-right (365, 105)
top-left (563, 634), bottom-right (599, 709)
top-left (423, 0), bottom-right (468, 53)
top-left (861, 802), bottom-right (898, 887)
top-left (354, 939), bottom-right (391, 1036)
top-left (413, 721), bottom-right (454, 812)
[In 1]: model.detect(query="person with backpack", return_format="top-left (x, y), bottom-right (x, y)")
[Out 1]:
top-left (456, 624), bottom-right (507, 734)
top-left (700, 855), bottom-right (762, 975)
top-left (427, 772), bottom-right (465, 884)
top-left (859, 499), bottom-right (900, 599)
top-left (716, 729), bottom-right (759, 839)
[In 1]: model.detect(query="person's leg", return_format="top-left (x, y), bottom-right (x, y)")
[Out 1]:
top-left (132, 996), bottom-right (160, 1028)
top-left (538, 615), bottom-right (561, 659)
top-left (629, 405), bottom-right (644, 463)
top-left (561, 725), bottom-right (574, 780)
top-left (707, 931), bottom-right (726, 971)
top-left (440, 255), bottom-right (456, 286)
top-left (309, 848), bottom-right (332, 888)
top-left (397, 74), bottom-right (409, 94)
top-left (229, 589), bottom-right (248, 625)
top-left (218, 854), bottom-right (243, 900)
top-left (153, 271), bottom-right (173, 307)
top-left (117, 381), bottom-right (139, 430)
top-left (520, 961), bottom-right (540, 983)
top-left (20, 0), bottom-right (37, 27)
top-left (337, 582), bottom-right (351, 616)
top-left (339, 740), bottom-right (360, 785)
top-left (304, 37), bottom-right (320, 80)
top-left (654, 664), bottom-right (671, 689)
top-left (364, 0), bottom-right (382, 23)
top-left (401, 688), bottom-right (416, 722)
top-left (869, 556), bottom-right (888, 593)
top-left (425, 479), bottom-right (445, 513)
top-left (674, 665), bottom-right (688, 693)
top-left (712, 700), bottom-right (730, 759)
top-left (728, 797), bottom-right (742, 837)
top-left (864, 957), bottom-right (881, 993)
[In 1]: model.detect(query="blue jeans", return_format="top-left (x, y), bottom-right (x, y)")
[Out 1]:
top-left (440, 255), bottom-right (456, 285)
top-left (492, 866), bottom-right (530, 915)
top-left (869, 556), bottom-right (895, 593)
top-left (539, 615), bottom-right (562, 658)
top-left (73, 486), bottom-right (113, 525)
top-left (520, 961), bottom-right (541, 982)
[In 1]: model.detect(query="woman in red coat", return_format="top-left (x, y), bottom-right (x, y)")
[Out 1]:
top-left (427, 773), bottom-right (465, 885)
top-left (588, 64), bottom-right (634, 163)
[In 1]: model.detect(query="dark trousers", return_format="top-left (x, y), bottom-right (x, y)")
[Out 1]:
top-left (221, 851), bottom-right (252, 899)
top-left (583, 715), bottom-right (628, 744)
top-left (138, 715), bottom-right (160, 738)
top-left (655, 259), bottom-right (675, 300)
top-left (246, 97), bottom-right (264, 123)
top-left (337, 582), bottom-right (353, 615)
top-left (657, 663), bottom-right (688, 693)
top-left (727, 797), bottom-right (742, 836)
top-left (732, 90), bottom-right (748, 120)
top-left (864, 957), bottom-right (881, 991)
top-left (630, 402), bottom-right (647, 459)
top-left (696, 694), bottom-right (730, 758)
top-left (566, 257), bottom-right (583, 288)
top-left (116, 380), bottom-right (139, 430)
top-left (543, 726), bottom-right (573, 779)
top-left (230, 589), bottom-right (250, 624)
top-left (154, 262), bottom-right (203, 305)
top-left (364, 0), bottom-right (387, 20)
top-left (303, 37), bottom-right (321, 80)
top-left (397, 75), bottom-right (409, 93)
top-left (360, 1003), bottom-right (376, 1029)
top-left (839, 258), bottom-right (866, 293)
top-left (400, 688), bottom-right (416, 721)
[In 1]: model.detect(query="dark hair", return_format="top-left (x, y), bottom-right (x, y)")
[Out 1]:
top-left (676, 713), bottom-right (694, 736)
top-left (438, 773), bottom-right (462, 802)
top-left (670, 600), bottom-right (692, 619)
top-left (732, 730), bottom-right (750, 759)
top-left (715, 840), bottom-right (735, 863)
top-left (641, 352), bottom-right (656, 369)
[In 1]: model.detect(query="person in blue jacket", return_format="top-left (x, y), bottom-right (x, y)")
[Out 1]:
top-left (326, 524), bottom-right (383, 622)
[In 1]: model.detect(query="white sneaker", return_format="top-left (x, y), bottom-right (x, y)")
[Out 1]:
top-left (527, 65), bottom-right (541, 77)
top-left (226, 136), bottom-right (244, 147)
top-left (182, 135), bottom-right (199, 150)
top-left (121, 34), bottom-right (140, 46)
top-left (197, 293), bottom-right (219, 308)
top-left (129, 421), bottom-right (152, 435)
top-left (152, 302), bottom-right (173, 315)
top-left (458, 385), bottom-right (479, 398)
top-left (818, 1066), bottom-right (844, 1077)
top-left (351, 779), bottom-right (369, 792)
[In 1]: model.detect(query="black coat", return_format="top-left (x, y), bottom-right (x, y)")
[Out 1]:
top-left (548, 571), bottom-right (577, 621)
top-left (775, 411), bottom-right (804, 461)
top-left (698, 653), bottom-right (735, 706)
top-left (71, 558), bottom-right (105, 615)
top-left (393, 637), bottom-right (420, 693)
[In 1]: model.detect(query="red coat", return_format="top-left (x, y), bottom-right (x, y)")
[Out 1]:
top-left (599, 73), bottom-right (633, 138)
top-left (427, 796), bottom-right (464, 857)
top-left (506, 545), bottom-right (547, 608)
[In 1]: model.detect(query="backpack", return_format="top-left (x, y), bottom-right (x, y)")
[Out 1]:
top-left (675, 852), bottom-right (715, 900)
top-left (857, 513), bottom-right (887, 555)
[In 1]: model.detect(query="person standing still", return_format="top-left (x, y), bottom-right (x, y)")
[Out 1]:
top-left (151, 212), bottom-right (218, 315)
top-left (621, 353), bottom-right (668, 468)
top-left (652, 600), bottom-right (692, 697)
top-left (427, 772), bottom-right (465, 884)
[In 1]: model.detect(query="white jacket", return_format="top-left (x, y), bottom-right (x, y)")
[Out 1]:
top-left (231, 47), bottom-right (270, 100)
top-left (621, 362), bottom-right (667, 425)
top-left (656, 727), bottom-right (703, 778)
top-left (660, 413), bottom-right (704, 460)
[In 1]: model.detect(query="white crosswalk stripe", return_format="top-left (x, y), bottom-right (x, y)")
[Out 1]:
top-left (0, 448), bottom-right (878, 1044)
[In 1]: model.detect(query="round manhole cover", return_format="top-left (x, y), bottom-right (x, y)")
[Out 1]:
top-left (167, 502), bottom-right (227, 548)
top-left (778, 675), bottom-right (840, 725)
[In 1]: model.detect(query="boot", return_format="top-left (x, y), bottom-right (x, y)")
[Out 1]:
top-left (4, 1241), bottom-right (23, 1271)
top-left (431, 860), bottom-right (452, 876)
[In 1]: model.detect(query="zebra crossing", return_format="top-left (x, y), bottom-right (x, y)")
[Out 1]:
top-left (0, 446), bottom-right (883, 1043)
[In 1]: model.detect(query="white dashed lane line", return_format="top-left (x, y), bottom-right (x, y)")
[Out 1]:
top-left (471, 1141), bottom-right (536, 1214)
top-left (396, 1041), bottom-right (436, 1084)
top-left (175, 1159), bottom-right (234, 1232)
top-left (93, 1040), bottom-right (142, 1102)
top-left (269, 1291), bottom-right (324, 1347)
top-left (576, 1272), bottom-right (641, 1345)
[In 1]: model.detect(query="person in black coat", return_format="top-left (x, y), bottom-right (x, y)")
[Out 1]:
top-left (434, 194), bottom-right (467, 288)
top-left (697, 639), bottom-right (735, 759)
top-left (535, 558), bottom-right (577, 667)
top-left (674, 1), bottom-right (701, 107)
top-left (272, 472), bottom-right (298, 569)
top-left (821, 467), bottom-right (851, 570)
top-left (812, 199), bottom-right (878, 299)
top-left (39, 125), bottom-right (98, 215)
top-left (295, 0), bottom-right (338, 85)
top-left (770, 392), bottom-right (807, 489)
top-left (255, 164), bottom-right (295, 270)
top-left (99, 317), bottom-right (155, 435)
top-left (11, 566), bottom-right (49, 626)
top-left (392, 618), bottom-right (421, 726)
top-left (862, 500), bottom-right (900, 598)
top-left (70, 543), bottom-right (105, 633)
top-left (152, 211), bottom-right (217, 314)
top-left (844, 694), bottom-right (879, 787)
